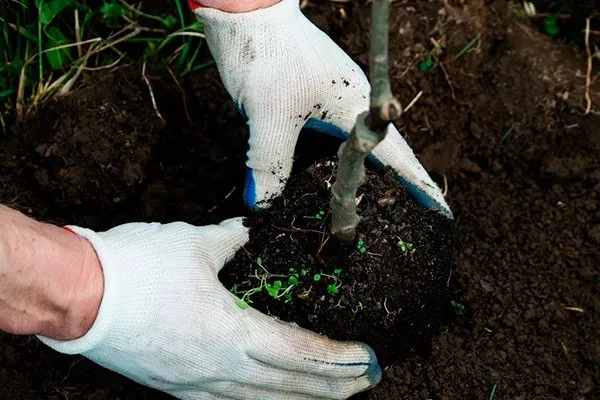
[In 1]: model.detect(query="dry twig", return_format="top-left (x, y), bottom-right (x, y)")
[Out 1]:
top-left (142, 62), bottom-right (165, 123)
top-left (404, 90), bottom-right (423, 113)
top-left (584, 18), bottom-right (593, 114)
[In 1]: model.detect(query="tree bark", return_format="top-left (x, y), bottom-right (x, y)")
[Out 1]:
top-left (330, 0), bottom-right (402, 241)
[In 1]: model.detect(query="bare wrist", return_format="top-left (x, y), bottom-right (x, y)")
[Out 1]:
top-left (193, 0), bottom-right (280, 13)
top-left (0, 206), bottom-right (103, 340)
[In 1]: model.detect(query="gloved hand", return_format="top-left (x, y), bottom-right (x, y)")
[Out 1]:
top-left (37, 218), bottom-right (381, 400)
top-left (192, 0), bottom-right (453, 218)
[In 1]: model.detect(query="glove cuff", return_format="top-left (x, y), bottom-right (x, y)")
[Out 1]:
top-left (37, 226), bottom-right (119, 355)
top-left (193, 0), bottom-right (298, 24)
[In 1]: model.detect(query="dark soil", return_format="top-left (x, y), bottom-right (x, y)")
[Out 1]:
top-left (221, 163), bottom-right (456, 367)
top-left (1, 0), bottom-right (600, 399)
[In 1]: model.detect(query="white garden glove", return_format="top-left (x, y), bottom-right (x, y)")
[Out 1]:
top-left (37, 218), bottom-right (380, 400)
top-left (192, 0), bottom-right (453, 219)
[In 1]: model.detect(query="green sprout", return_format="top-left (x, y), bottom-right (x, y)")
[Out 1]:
top-left (357, 239), bottom-right (367, 253)
top-left (231, 272), bottom-right (268, 309)
top-left (234, 265), bottom-right (311, 308)
top-left (419, 56), bottom-right (435, 72)
top-left (233, 266), bottom-right (342, 309)
top-left (265, 280), bottom-right (282, 299)
top-left (396, 237), bottom-right (415, 254)
top-left (543, 15), bottom-right (560, 37)
top-left (300, 265), bottom-right (309, 277)
top-left (318, 268), bottom-right (343, 296)
top-left (451, 299), bottom-right (465, 314)
top-left (256, 257), bottom-right (263, 267)
top-left (314, 210), bottom-right (326, 220)
top-left (236, 299), bottom-right (249, 309)
top-left (327, 284), bottom-right (339, 295)
top-left (287, 275), bottom-right (299, 286)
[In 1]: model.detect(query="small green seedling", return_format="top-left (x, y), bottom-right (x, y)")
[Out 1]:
top-left (236, 299), bottom-right (249, 309)
top-left (356, 239), bottom-right (367, 253)
top-left (418, 47), bottom-right (438, 73)
top-left (319, 268), bottom-right (343, 296)
top-left (265, 280), bottom-right (282, 299)
top-left (543, 15), bottom-right (559, 37)
top-left (300, 265), bottom-right (309, 277)
top-left (314, 210), bottom-right (326, 220)
top-left (419, 56), bottom-right (435, 72)
top-left (233, 265), bottom-right (343, 308)
top-left (396, 238), bottom-right (416, 254)
top-left (451, 299), bottom-right (465, 314)
top-left (287, 275), bottom-right (299, 286)
top-left (232, 272), bottom-right (268, 309)
top-left (327, 284), bottom-right (339, 295)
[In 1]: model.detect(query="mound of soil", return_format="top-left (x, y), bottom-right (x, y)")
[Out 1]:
top-left (22, 72), bottom-right (163, 209)
top-left (221, 162), bottom-right (457, 366)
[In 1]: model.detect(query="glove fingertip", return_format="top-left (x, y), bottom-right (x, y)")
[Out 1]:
top-left (336, 342), bottom-right (381, 387)
top-left (363, 343), bottom-right (382, 387)
top-left (395, 173), bottom-right (454, 219)
top-left (219, 217), bottom-right (248, 233)
top-left (243, 167), bottom-right (285, 211)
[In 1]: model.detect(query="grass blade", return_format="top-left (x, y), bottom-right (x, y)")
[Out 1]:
top-left (452, 35), bottom-right (480, 62)
top-left (40, 0), bottom-right (74, 26)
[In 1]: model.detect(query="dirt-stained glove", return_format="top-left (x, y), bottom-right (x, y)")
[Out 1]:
top-left (37, 218), bottom-right (381, 400)
top-left (192, 0), bottom-right (453, 218)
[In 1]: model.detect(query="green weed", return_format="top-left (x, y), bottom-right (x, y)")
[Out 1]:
top-left (396, 237), bottom-right (416, 254)
top-left (314, 210), bottom-right (325, 220)
top-left (232, 264), bottom-right (343, 309)
top-left (356, 239), bottom-right (367, 253)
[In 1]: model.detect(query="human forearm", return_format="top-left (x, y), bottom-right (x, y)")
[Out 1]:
top-left (193, 0), bottom-right (279, 13)
top-left (0, 205), bottom-right (103, 339)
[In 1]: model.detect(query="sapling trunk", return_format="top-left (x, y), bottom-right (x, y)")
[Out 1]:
top-left (330, 0), bottom-right (402, 241)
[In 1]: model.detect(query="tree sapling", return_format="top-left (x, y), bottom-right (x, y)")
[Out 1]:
top-left (330, 0), bottom-right (402, 241)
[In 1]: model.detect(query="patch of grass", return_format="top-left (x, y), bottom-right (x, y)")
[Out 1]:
top-left (1, 0), bottom-right (207, 126)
